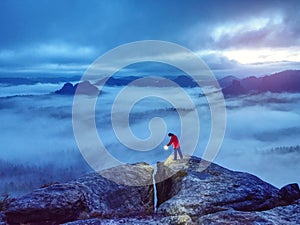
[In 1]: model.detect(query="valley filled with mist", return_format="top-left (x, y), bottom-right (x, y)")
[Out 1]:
top-left (1, 72), bottom-right (300, 196)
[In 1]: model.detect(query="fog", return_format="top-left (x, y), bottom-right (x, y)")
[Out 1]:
top-left (0, 83), bottom-right (63, 97)
top-left (215, 92), bottom-right (300, 187)
top-left (0, 83), bottom-right (300, 195)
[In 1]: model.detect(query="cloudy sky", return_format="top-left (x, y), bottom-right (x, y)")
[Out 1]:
top-left (0, 0), bottom-right (300, 77)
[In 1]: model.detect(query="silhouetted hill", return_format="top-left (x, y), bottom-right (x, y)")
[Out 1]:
top-left (218, 75), bottom-right (240, 88)
top-left (55, 81), bottom-right (98, 96)
top-left (55, 82), bottom-right (75, 95)
top-left (94, 75), bottom-right (197, 87)
top-left (173, 75), bottom-right (197, 87)
top-left (222, 70), bottom-right (300, 97)
top-left (54, 70), bottom-right (300, 97)
top-left (94, 76), bottom-right (141, 86)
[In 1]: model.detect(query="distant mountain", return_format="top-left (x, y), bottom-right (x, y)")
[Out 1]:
top-left (55, 81), bottom-right (98, 96)
top-left (218, 75), bottom-right (240, 88)
top-left (54, 70), bottom-right (300, 97)
top-left (173, 75), bottom-right (198, 87)
top-left (94, 75), bottom-right (197, 88)
top-left (94, 76), bottom-right (139, 86)
top-left (0, 76), bottom-right (80, 86)
top-left (222, 70), bottom-right (300, 97)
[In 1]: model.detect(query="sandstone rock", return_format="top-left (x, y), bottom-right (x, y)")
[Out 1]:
top-left (198, 209), bottom-right (273, 225)
top-left (75, 163), bottom-right (154, 217)
top-left (62, 214), bottom-right (193, 225)
top-left (63, 200), bottom-right (300, 225)
top-left (256, 200), bottom-right (300, 224)
top-left (3, 155), bottom-right (300, 225)
top-left (279, 183), bottom-right (300, 203)
top-left (5, 183), bottom-right (87, 224)
top-left (0, 213), bottom-right (5, 225)
top-left (4, 163), bottom-right (154, 225)
top-left (199, 200), bottom-right (300, 225)
top-left (156, 155), bottom-right (281, 220)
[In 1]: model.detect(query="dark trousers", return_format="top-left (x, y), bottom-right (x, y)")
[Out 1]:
top-left (174, 147), bottom-right (183, 160)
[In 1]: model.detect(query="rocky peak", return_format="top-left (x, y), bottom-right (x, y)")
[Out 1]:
top-left (55, 81), bottom-right (98, 96)
top-left (3, 162), bottom-right (154, 225)
top-left (1, 156), bottom-right (300, 224)
top-left (156, 156), bottom-right (284, 217)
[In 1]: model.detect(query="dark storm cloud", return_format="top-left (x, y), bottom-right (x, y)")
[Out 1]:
top-left (210, 11), bottom-right (300, 50)
top-left (186, 0), bottom-right (300, 50)
top-left (200, 53), bottom-right (239, 70)
top-left (0, 0), bottom-right (300, 74)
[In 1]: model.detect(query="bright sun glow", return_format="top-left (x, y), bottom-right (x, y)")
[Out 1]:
top-left (198, 47), bottom-right (300, 65)
top-left (222, 47), bottom-right (300, 64)
top-left (206, 14), bottom-right (300, 65)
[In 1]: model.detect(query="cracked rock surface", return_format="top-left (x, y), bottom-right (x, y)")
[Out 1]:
top-left (2, 155), bottom-right (300, 225)
top-left (156, 156), bottom-right (283, 218)
top-left (4, 163), bottom-right (154, 225)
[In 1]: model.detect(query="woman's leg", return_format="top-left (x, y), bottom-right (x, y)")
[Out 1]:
top-left (177, 147), bottom-right (183, 159)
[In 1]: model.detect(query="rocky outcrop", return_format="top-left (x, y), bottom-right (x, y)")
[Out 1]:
top-left (5, 183), bottom-right (88, 224)
top-left (4, 163), bottom-right (154, 225)
top-left (55, 81), bottom-right (99, 96)
top-left (62, 215), bottom-right (193, 225)
top-left (198, 200), bottom-right (300, 224)
top-left (0, 213), bottom-right (5, 225)
top-left (2, 156), bottom-right (300, 224)
top-left (278, 183), bottom-right (300, 203)
top-left (155, 156), bottom-right (285, 220)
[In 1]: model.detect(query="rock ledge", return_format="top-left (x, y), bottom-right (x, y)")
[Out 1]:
top-left (2, 156), bottom-right (300, 224)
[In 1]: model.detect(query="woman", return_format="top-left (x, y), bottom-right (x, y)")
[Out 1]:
top-left (165, 133), bottom-right (183, 160)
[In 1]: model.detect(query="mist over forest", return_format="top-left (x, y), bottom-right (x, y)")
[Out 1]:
top-left (0, 73), bottom-right (300, 196)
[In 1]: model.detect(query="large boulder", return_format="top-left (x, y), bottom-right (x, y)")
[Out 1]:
top-left (198, 209), bottom-right (272, 225)
top-left (155, 156), bottom-right (282, 220)
top-left (278, 183), bottom-right (300, 203)
top-left (5, 183), bottom-right (88, 224)
top-left (255, 200), bottom-right (300, 224)
top-left (0, 213), bottom-right (5, 225)
top-left (62, 215), bottom-right (193, 225)
top-left (4, 163), bottom-right (154, 225)
top-left (2, 155), bottom-right (300, 224)
top-left (198, 200), bottom-right (300, 225)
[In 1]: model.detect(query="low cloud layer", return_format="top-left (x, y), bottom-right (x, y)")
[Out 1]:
top-left (0, 85), bottom-right (300, 191)
top-left (215, 93), bottom-right (300, 187)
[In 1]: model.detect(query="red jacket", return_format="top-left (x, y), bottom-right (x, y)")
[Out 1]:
top-left (167, 135), bottom-right (180, 149)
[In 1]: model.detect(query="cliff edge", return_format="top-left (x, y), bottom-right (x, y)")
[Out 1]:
top-left (1, 156), bottom-right (299, 225)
